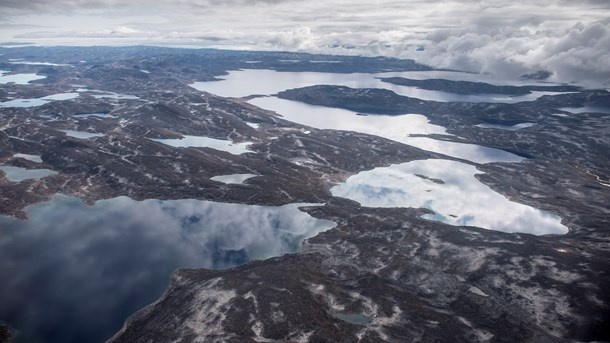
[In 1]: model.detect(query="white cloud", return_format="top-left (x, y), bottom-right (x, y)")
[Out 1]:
top-left (2, 0), bottom-right (609, 85)
top-left (414, 20), bottom-right (610, 85)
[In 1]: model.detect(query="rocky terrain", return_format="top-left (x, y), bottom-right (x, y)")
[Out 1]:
top-left (1, 46), bottom-right (609, 342)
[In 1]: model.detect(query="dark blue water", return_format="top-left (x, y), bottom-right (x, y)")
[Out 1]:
top-left (0, 195), bottom-right (334, 342)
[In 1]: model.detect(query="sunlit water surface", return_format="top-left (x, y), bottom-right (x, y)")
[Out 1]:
top-left (211, 173), bottom-right (258, 184)
top-left (558, 106), bottom-right (610, 114)
top-left (13, 154), bottom-right (43, 163)
top-left (62, 130), bottom-right (105, 139)
top-left (0, 165), bottom-right (57, 181)
top-left (475, 123), bottom-right (536, 130)
top-left (151, 135), bottom-right (254, 155)
top-left (0, 70), bottom-right (46, 84)
top-left (330, 159), bottom-right (567, 235)
top-left (191, 69), bottom-right (570, 103)
top-left (0, 92), bottom-right (80, 108)
top-left (249, 96), bottom-right (523, 164)
top-left (73, 112), bottom-right (114, 118)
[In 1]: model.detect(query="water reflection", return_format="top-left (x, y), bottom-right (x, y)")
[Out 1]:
top-left (62, 130), bottom-right (105, 139)
top-left (13, 154), bottom-right (43, 163)
top-left (211, 173), bottom-right (258, 184)
top-left (73, 112), bottom-right (114, 118)
top-left (191, 69), bottom-right (568, 103)
top-left (0, 165), bottom-right (57, 181)
top-left (0, 70), bottom-right (46, 84)
top-left (8, 61), bottom-right (71, 67)
top-left (558, 106), bottom-right (610, 114)
top-left (152, 135), bottom-right (253, 155)
top-left (0, 92), bottom-right (79, 108)
top-left (74, 88), bottom-right (140, 100)
top-left (90, 91), bottom-right (139, 100)
top-left (475, 122), bottom-right (536, 131)
top-left (0, 195), bottom-right (334, 342)
top-left (249, 96), bottom-right (522, 164)
top-left (330, 159), bottom-right (567, 235)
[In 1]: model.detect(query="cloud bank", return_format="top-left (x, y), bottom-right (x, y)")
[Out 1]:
top-left (1, 0), bottom-right (609, 85)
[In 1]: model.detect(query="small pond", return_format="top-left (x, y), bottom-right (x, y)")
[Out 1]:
top-left (211, 173), bottom-right (258, 184)
top-left (0, 165), bottom-right (57, 181)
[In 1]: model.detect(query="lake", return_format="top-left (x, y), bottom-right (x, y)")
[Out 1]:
top-left (62, 130), bottom-right (105, 139)
top-left (475, 122), bottom-right (536, 131)
top-left (73, 112), bottom-right (115, 119)
top-left (0, 165), bottom-right (57, 181)
top-left (13, 154), bottom-right (43, 163)
top-left (0, 70), bottom-right (46, 84)
top-left (192, 69), bottom-right (526, 164)
top-left (191, 69), bottom-right (569, 103)
top-left (72, 88), bottom-right (140, 100)
top-left (0, 92), bottom-right (80, 108)
top-left (330, 159), bottom-right (567, 235)
top-left (558, 106), bottom-right (610, 114)
top-left (211, 173), bottom-right (258, 184)
top-left (248, 96), bottom-right (523, 164)
top-left (0, 195), bottom-right (334, 342)
top-left (192, 69), bottom-right (566, 234)
top-left (151, 135), bottom-right (254, 155)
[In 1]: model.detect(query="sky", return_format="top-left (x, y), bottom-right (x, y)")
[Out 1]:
top-left (0, 0), bottom-right (609, 85)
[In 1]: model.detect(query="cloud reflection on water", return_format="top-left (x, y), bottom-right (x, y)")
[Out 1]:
top-left (331, 159), bottom-right (567, 235)
top-left (0, 195), bottom-right (334, 342)
top-left (0, 70), bottom-right (46, 84)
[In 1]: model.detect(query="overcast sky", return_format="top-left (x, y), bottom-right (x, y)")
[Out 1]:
top-left (1, 0), bottom-right (609, 85)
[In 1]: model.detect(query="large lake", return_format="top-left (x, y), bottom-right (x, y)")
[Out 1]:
top-left (192, 69), bottom-right (539, 163)
top-left (0, 70), bottom-right (46, 84)
top-left (330, 159), bottom-right (567, 235)
top-left (191, 69), bottom-right (568, 103)
top-left (0, 196), bottom-right (334, 342)
top-left (248, 96), bottom-right (523, 164)
top-left (192, 68), bottom-right (566, 235)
